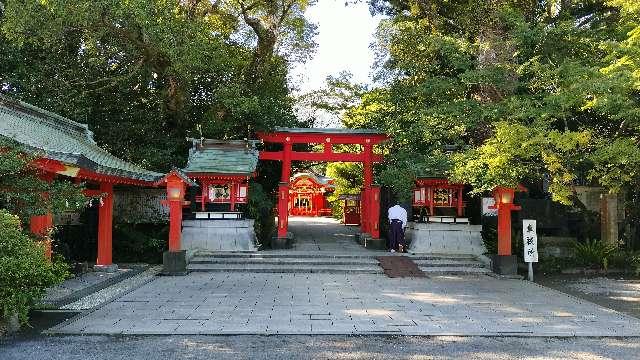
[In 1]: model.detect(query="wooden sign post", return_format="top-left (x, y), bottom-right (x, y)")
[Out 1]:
top-left (523, 219), bottom-right (539, 281)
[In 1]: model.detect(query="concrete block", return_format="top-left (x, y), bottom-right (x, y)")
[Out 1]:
top-left (163, 250), bottom-right (188, 276)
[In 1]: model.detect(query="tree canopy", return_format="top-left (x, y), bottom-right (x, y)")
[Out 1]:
top-left (334, 0), bottom-right (640, 204)
top-left (0, 0), bottom-right (316, 170)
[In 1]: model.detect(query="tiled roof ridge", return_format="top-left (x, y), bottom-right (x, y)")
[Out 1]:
top-left (0, 94), bottom-right (96, 144)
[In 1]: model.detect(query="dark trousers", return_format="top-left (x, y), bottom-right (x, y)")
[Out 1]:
top-left (389, 220), bottom-right (404, 250)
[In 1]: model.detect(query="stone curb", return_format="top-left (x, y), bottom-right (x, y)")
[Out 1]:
top-left (44, 267), bottom-right (162, 335)
top-left (42, 265), bottom-right (149, 308)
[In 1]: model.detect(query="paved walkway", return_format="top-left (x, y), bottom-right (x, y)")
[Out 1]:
top-left (287, 216), bottom-right (370, 252)
top-left (49, 272), bottom-right (640, 336)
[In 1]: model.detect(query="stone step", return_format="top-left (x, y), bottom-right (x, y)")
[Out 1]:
top-left (193, 251), bottom-right (479, 262)
top-left (194, 251), bottom-right (379, 259)
top-left (420, 266), bottom-right (491, 275)
top-left (187, 263), bottom-right (383, 274)
top-left (412, 259), bottom-right (485, 268)
top-left (408, 254), bottom-right (479, 261)
top-left (189, 257), bottom-right (379, 266)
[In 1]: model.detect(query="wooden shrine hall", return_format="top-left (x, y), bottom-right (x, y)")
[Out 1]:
top-left (288, 172), bottom-right (335, 217)
top-left (0, 95), bottom-right (164, 270)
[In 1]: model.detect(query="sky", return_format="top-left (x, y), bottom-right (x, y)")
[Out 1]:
top-left (291, 0), bottom-right (383, 94)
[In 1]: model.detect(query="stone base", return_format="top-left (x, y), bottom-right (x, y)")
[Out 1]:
top-left (406, 223), bottom-right (486, 255)
top-left (490, 255), bottom-right (518, 275)
top-left (272, 233), bottom-right (294, 249)
top-left (93, 264), bottom-right (118, 273)
top-left (163, 250), bottom-right (188, 276)
top-left (358, 233), bottom-right (386, 250)
top-left (182, 219), bottom-right (257, 252)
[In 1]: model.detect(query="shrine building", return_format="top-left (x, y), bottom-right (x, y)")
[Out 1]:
top-left (0, 95), bottom-right (163, 270)
top-left (288, 172), bottom-right (335, 217)
top-left (178, 139), bottom-right (260, 252)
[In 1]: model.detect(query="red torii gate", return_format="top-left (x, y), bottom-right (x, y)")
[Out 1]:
top-left (257, 128), bottom-right (388, 240)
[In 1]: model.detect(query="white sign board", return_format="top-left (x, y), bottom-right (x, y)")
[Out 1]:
top-left (482, 197), bottom-right (498, 216)
top-left (522, 219), bottom-right (539, 263)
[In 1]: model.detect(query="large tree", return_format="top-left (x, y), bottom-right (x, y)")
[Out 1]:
top-left (0, 0), bottom-right (316, 170)
top-left (340, 0), bottom-right (639, 206)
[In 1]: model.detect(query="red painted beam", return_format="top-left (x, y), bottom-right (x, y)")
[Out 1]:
top-left (257, 132), bottom-right (388, 145)
top-left (187, 173), bottom-right (252, 180)
top-left (260, 151), bottom-right (384, 163)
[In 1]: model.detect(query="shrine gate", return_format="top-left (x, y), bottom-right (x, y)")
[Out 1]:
top-left (257, 127), bottom-right (388, 240)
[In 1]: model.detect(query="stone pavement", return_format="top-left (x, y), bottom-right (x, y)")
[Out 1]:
top-left (49, 272), bottom-right (640, 336)
top-left (287, 216), bottom-right (372, 252)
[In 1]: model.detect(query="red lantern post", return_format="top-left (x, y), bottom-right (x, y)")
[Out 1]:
top-left (158, 170), bottom-right (191, 275)
top-left (490, 186), bottom-right (522, 274)
top-left (166, 176), bottom-right (186, 251)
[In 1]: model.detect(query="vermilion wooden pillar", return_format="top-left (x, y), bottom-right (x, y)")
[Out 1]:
top-left (30, 213), bottom-right (53, 260)
top-left (30, 173), bottom-right (54, 260)
top-left (230, 182), bottom-right (237, 211)
top-left (360, 188), bottom-right (368, 234)
top-left (281, 142), bottom-right (292, 182)
top-left (96, 182), bottom-right (114, 266)
top-left (370, 186), bottom-right (381, 239)
top-left (457, 187), bottom-right (464, 217)
top-left (361, 143), bottom-right (374, 235)
top-left (277, 182), bottom-right (289, 238)
top-left (277, 140), bottom-right (292, 237)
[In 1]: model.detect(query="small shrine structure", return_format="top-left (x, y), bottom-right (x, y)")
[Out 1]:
top-left (183, 139), bottom-right (259, 219)
top-left (338, 194), bottom-right (361, 225)
top-left (412, 177), bottom-right (466, 222)
top-left (178, 139), bottom-right (260, 253)
top-left (288, 172), bottom-right (335, 217)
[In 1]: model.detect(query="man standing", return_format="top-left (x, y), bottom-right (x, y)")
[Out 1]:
top-left (388, 202), bottom-right (408, 253)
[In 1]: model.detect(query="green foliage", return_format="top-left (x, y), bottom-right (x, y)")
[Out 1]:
top-left (481, 226), bottom-right (498, 255)
top-left (572, 240), bottom-right (618, 270)
top-left (113, 223), bottom-right (168, 264)
top-left (334, 0), bottom-right (640, 205)
top-left (326, 162), bottom-right (363, 219)
top-left (246, 182), bottom-right (276, 247)
top-left (0, 210), bottom-right (68, 324)
top-left (0, 0), bottom-right (314, 171)
top-left (608, 249), bottom-right (640, 275)
top-left (0, 139), bottom-right (87, 221)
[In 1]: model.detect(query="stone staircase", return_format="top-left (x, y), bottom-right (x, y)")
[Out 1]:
top-left (187, 251), bottom-right (490, 275)
top-left (411, 254), bottom-right (491, 275)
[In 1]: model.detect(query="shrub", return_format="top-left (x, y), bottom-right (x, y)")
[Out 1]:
top-left (608, 250), bottom-right (640, 275)
top-left (246, 183), bottom-right (276, 248)
top-left (572, 239), bottom-right (617, 270)
top-left (0, 210), bottom-right (68, 325)
top-left (113, 223), bottom-right (168, 264)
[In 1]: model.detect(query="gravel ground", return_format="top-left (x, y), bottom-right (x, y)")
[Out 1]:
top-left (1, 335), bottom-right (639, 359)
top-left (60, 266), bottom-right (161, 310)
top-left (538, 276), bottom-right (640, 320)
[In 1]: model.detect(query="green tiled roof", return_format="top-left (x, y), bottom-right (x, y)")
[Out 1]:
top-left (274, 127), bottom-right (385, 135)
top-left (183, 139), bottom-right (259, 176)
top-left (0, 95), bottom-right (163, 182)
top-left (291, 172), bottom-right (335, 188)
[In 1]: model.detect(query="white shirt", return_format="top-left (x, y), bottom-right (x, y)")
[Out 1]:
top-left (388, 205), bottom-right (408, 227)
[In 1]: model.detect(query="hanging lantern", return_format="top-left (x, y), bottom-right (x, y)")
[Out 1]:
top-left (493, 186), bottom-right (515, 206)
